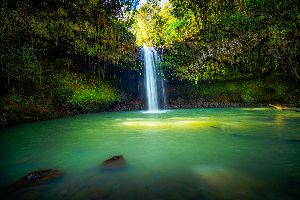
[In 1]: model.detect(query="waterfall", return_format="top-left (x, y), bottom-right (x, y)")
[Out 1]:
top-left (143, 46), bottom-right (167, 113)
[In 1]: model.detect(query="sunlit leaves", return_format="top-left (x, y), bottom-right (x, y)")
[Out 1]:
top-left (156, 0), bottom-right (300, 84)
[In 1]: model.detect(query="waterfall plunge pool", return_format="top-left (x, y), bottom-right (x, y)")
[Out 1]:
top-left (0, 108), bottom-right (300, 200)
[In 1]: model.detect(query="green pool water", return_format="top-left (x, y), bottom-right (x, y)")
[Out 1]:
top-left (0, 108), bottom-right (300, 200)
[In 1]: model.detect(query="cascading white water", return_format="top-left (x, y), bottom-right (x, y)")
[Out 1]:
top-left (143, 45), bottom-right (166, 112)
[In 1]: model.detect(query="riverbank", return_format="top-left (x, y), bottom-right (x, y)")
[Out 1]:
top-left (1, 76), bottom-right (300, 128)
top-left (109, 98), bottom-right (300, 112)
top-left (109, 99), bottom-right (267, 112)
top-left (1, 98), bottom-right (299, 128)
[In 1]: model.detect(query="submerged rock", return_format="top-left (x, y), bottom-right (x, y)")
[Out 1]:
top-left (101, 155), bottom-right (126, 170)
top-left (287, 138), bottom-right (300, 143)
top-left (10, 169), bottom-right (62, 189)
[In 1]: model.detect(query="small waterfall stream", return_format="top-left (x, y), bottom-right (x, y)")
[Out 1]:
top-left (143, 46), bottom-right (166, 112)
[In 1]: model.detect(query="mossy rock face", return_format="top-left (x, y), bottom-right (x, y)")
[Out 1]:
top-left (10, 169), bottom-right (63, 189)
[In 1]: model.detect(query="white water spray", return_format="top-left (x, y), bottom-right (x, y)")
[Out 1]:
top-left (143, 46), bottom-right (167, 113)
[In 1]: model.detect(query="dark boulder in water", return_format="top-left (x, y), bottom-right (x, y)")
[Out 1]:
top-left (101, 155), bottom-right (126, 170)
top-left (10, 169), bottom-right (62, 189)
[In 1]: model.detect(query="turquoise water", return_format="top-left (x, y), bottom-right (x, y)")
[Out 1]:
top-left (0, 108), bottom-right (300, 199)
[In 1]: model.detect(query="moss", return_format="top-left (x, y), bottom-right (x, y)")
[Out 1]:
top-left (68, 85), bottom-right (119, 111)
top-left (51, 70), bottom-right (119, 112)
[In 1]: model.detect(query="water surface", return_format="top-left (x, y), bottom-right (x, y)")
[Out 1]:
top-left (0, 108), bottom-right (300, 199)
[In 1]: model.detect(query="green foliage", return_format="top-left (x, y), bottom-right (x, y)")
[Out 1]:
top-left (0, 0), bottom-right (140, 95)
top-left (0, 0), bottom-right (139, 125)
top-left (0, 70), bottom-right (120, 126)
top-left (52, 87), bottom-right (73, 104)
top-left (134, 1), bottom-right (198, 46)
top-left (134, 0), bottom-right (300, 85)
top-left (9, 94), bottom-right (29, 106)
top-left (198, 77), bottom-right (299, 104)
top-left (69, 85), bottom-right (118, 111)
top-left (2, 43), bottom-right (42, 89)
top-left (1, 0), bottom-right (299, 127)
top-left (51, 71), bottom-right (119, 111)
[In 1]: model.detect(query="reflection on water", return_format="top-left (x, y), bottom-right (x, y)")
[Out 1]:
top-left (120, 120), bottom-right (217, 129)
top-left (0, 108), bottom-right (300, 199)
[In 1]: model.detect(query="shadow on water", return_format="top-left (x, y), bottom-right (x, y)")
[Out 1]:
top-left (1, 164), bottom-right (300, 200)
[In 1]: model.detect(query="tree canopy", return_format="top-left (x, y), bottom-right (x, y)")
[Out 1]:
top-left (0, 0), bottom-right (141, 95)
top-left (133, 0), bottom-right (300, 84)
